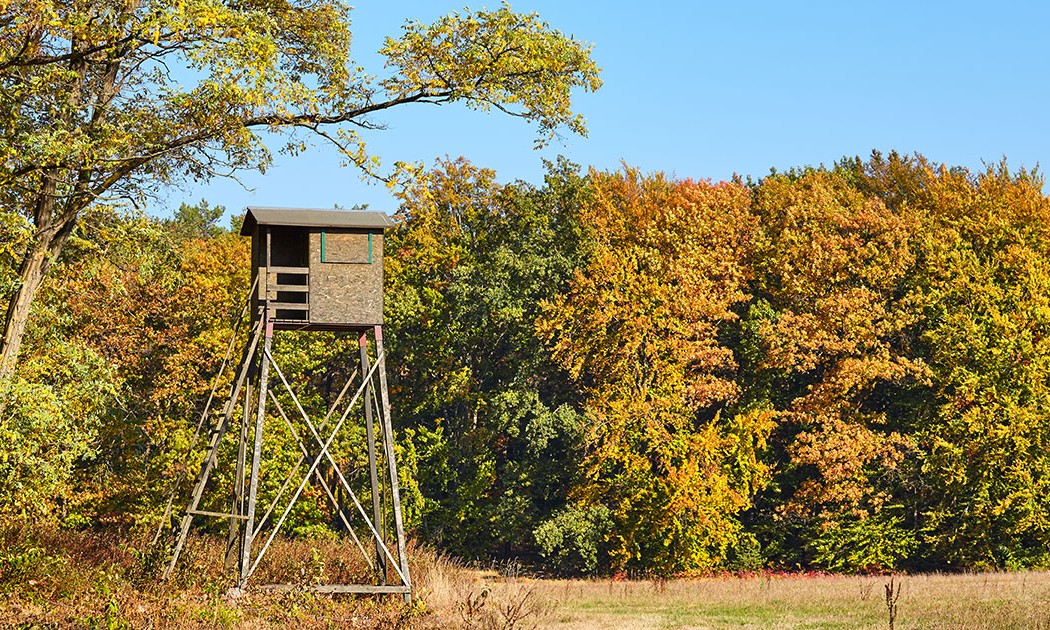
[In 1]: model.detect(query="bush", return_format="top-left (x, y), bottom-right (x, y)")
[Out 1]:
top-left (533, 505), bottom-right (611, 575)
top-left (0, 340), bottom-right (115, 519)
top-left (725, 531), bottom-right (765, 572)
top-left (808, 514), bottom-right (916, 573)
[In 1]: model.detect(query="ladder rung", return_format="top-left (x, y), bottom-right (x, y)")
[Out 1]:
top-left (267, 266), bottom-right (309, 275)
top-left (189, 509), bottom-right (248, 520)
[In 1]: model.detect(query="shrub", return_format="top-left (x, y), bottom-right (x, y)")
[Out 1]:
top-left (808, 514), bottom-right (916, 573)
top-left (533, 505), bottom-right (611, 575)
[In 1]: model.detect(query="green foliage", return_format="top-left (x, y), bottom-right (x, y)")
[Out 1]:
top-left (165, 201), bottom-right (229, 241)
top-left (0, 211), bottom-right (32, 299)
top-left (381, 4), bottom-right (602, 148)
top-left (0, 541), bottom-right (66, 587)
top-left (0, 206), bottom-right (251, 525)
top-left (808, 514), bottom-right (917, 573)
top-left (534, 505), bottom-right (612, 575)
top-left (0, 341), bottom-right (115, 518)
top-left (724, 532), bottom-right (764, 573)
top-left (899, 160), bottom-right (1050, 570)
top-left (385, 157), bottom-right (588, 559)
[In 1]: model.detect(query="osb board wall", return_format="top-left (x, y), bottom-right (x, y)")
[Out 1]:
top-left (323, 230), bottom-right (371, 263)
top-left (308, 228), bottom-right (384, 326)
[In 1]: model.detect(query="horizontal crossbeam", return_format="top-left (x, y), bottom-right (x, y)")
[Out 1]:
top-left (255, 584), bottom-right (411, 594)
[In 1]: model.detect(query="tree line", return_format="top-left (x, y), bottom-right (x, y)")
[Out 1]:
top-left (4, 151), bottom-right (1050, 576)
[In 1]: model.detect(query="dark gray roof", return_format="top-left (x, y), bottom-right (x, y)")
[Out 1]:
top-left (240, 206), bottom-right (393, 235)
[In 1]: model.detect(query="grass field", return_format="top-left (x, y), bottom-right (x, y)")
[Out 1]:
top-left (487, 572), bottom-right (1050, 629)
top-left (5, 523), bottom-right (1050, 628)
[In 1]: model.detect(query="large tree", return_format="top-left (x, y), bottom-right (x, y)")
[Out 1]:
top-left (0, 0), bottom-right (601, 379)
top-left (538, 169), bottom-right (773, 574)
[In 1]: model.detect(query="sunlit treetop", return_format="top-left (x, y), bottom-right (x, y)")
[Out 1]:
top-left (0, 0), bottom-right (601, 379)
top-left (381, 4), bottom-right (602, 148)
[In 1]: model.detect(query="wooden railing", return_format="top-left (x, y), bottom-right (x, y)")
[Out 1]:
top-left (260, 266), bottom-right (309, 320)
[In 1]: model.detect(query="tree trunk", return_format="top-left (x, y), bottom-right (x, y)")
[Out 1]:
top-left (0, 242), bottom-right (52, 381)
top-left (0, 183), bottom-right (75, 382)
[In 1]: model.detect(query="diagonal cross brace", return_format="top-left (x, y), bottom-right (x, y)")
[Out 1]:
top-left (266, 389), bottom-right (376, 572)
top-left (242, 348), bottom-right (408, 586)
top-left (250, 369), bottom-right (359, 536)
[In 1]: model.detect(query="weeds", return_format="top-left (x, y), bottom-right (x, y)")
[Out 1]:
top-left (454, 584), bottom-right (546, 630)
top-left (858, 578), bottom-right (876, 601)
top-left (493, 584), bottom-right (547, 630)
top-left (0, 521), bottom-right (427, 628)
top-left (1, 520), bottom-right (555, 629)
top-left (458, 586), bottom-right (491, 627)
top-left (884, 576), bottom-right (902, 630)
top-left (491, 558), bottom-right (526, 579)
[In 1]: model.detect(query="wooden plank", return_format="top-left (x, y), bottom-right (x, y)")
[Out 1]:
top-left (225, 369), bottom-right (253, 570)
top-left (267, 266), bottom-right (310, 274)
top-left (255, 584), bottom-right (411, 594)
top-left (308, 230), bottom-right (384, 327)
top-left (266, 302), bottom-right (310, 310)
top-left (359, 334), bottom-right (386, 582)
top-left (241, 323), bottom-right (274, 586)
top-left (322, 231), bottom-right (371, 264)
top-left (267, 284), bottom-right (310, 292)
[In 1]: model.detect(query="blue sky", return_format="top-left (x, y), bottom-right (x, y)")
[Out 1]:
top-left (165, 1), bottom-right (1050, 216)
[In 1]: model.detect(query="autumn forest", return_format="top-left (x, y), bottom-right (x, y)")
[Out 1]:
top-left (6, 151), bottom-right (1050, 578)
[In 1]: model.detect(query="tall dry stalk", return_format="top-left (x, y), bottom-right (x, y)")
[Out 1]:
top-left (884, 576), bottom-right (902, 630)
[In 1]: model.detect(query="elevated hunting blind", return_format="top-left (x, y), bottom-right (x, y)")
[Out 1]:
top-left (164, 206), bottom-right (411, 600)
top-left (240, 207), bottom-right (392, 329)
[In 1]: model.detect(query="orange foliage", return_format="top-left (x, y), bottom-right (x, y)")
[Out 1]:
top-left (539, 168), bottom-right (772, 573)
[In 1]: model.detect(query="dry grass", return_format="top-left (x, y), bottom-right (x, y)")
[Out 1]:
top-left (0, 522), bottom-right (547, 629)
top-left (535, 571), bottom-right (1050, 629)
top-left (1, 523), bottom-right (419, 628)
top-left (411, 557), bottom-right (549, 629)
top-left (5, 522), bottom-right (1050, 629)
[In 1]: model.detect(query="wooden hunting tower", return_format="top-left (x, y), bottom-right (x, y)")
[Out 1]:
top-left (165, 206), bottom-right (411, 601)
top-left (240, 207), bottom-right (392, 329)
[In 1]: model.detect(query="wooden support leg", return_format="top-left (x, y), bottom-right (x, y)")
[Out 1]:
top-left (374, 326), bottom-right (412, 603)
top-left (240, 318), bottom-right (273, 587)
top-left (360, 331), bottom-right (387, 582)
